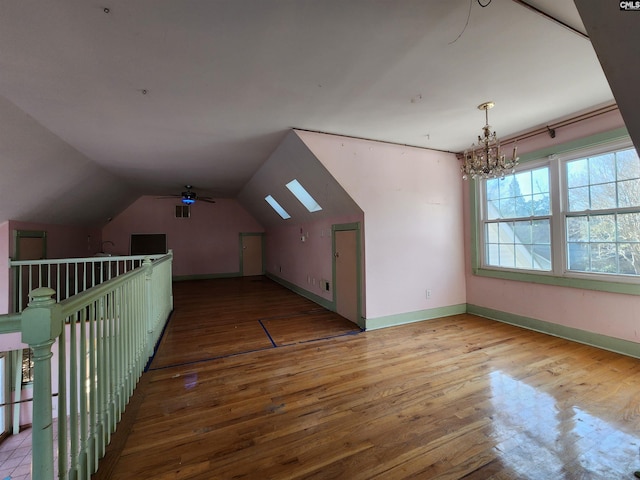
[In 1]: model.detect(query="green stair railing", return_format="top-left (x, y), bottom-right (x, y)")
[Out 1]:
top-left (0, 251), bottom-right (173, 480)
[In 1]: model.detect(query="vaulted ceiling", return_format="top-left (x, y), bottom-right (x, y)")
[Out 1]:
top-left (0, 0), bottom-right (634, 226)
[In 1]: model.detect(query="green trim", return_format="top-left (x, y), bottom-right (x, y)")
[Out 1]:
top-left (332, 222), bottom-right (361, 232)
top-left (173, 272), bottom-right (241, 282)
top-left (517, 127), bottom-right (629, 165)
top-left (467, 304), bottom-right (639, 359)
top-left (267, 272), bottom-right (335, 311)
top-left (13, 230), bottom-right (47, 261)
top-left (239, 232), bottom-right (265, 276)
top-left (332, 222), bottom-right (364, 328)
top-left (469, 128), bottom-right (640, 295)
top-left (365, 304), bottom-right (467, 331)
top-left (475, 268), bottom-right (640, 295)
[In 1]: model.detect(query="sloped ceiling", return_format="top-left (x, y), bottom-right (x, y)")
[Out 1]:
top-left (237, 131), bottom-right (362, 228)
top-left (0, 1), bottom-right (618, 226)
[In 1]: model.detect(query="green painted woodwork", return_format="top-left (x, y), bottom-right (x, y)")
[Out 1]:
top-left (365, 304), bottom-right (467, 330)
top-left (0, 252), bottom-right (176, 479)
top-left (21, 287), bottom-right (62, 480)
top-left (467, 304), bottom-right (640, 359)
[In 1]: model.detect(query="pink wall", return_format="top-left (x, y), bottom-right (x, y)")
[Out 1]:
top-left (266, 214), bottom-right (364, 304)
top-left (8, 220), bottom-right (102, 259)
top-left (102, 196), bottom-right (264, 277)
top-left (464, 109), bottom-right (640, 343)
top-left (298, 131), bottom-right (467, 320)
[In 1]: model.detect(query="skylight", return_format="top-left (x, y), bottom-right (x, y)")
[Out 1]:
top-left (285, 179), bottom-right (322, 212)
top-left (265, 195), bottom-right (291, 219)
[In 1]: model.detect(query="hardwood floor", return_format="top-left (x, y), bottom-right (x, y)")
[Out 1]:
top-left (94, 277), bottom-right (640, 479)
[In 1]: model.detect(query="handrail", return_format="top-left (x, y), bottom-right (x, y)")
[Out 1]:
top-left (0, 314), bottom-right (21, 334)
top-left (9, 253), bottom-right (165, 266)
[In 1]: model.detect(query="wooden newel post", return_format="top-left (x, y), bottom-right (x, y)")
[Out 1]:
top-left (21, 287), bottom-right (63, 480)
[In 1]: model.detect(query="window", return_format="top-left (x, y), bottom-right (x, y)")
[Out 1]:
top-left (265, 195), bottom-right (291, 219)
top-left (285, 179), bottom-right (322, 212)
top-left (477, 136), bottom-right (640, 284)
top-left (565, 147), bottom-right (640, 276)
top-left (484, 166), bottom-right (551, 271)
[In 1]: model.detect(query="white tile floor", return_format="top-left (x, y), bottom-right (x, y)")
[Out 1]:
top-left (0, 427), bottom-right (32, 480)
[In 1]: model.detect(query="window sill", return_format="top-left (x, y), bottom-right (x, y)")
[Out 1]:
top-left (473, 267), bottom-right (640, 296)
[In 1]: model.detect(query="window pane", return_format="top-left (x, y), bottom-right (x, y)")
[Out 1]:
top-left (589, 215), bottom-right (615, 242)
top-left (499, 177), bottom-right (514, 199)
top-left (486, 223), bottom-right (499, 243)
top-left (568, 186), bottom-right (589, 212)
top-left (514, 221), bottom-right (532, 244)
top-left (589, 153), bottom-right (616, 184)
top-left (486, 178), bottom-right (500, 200)
top-left (567, 216), bottom-right (588, 242)
top-left (499, 222), bottom-right (515, 243)
top-left (486, 243), bottom-right (500, 266)
top-left (616, 148), bottom-right (640, 180)
top-left (567, 242), bottom-right (589, 271)
top-left (590, 242), bottom-right (617, 273)
top-left (532, 167), bottom-right (549, 194)
top-left (532, 220), bottom-right (550, 244)
top-left (618, 243), bottom-right (640, 275)
top-left (617, 212), bottom-right (640, 242)
top-left (532, 193), bottom-right (550, 216)
top-left (567, 159), bottom-right (589, 188)
top-left (487, 199), bottom-right (501, 220)
top-left (499, 198), bottom-right (516, 218)
top-left (532, 244), bottom-right (552, 269)
top-left (590, 183), bottom-right (616, 210)
top-left (618, 179), bottom-right (640, 208)
top-left (499, 245), bottom-right (515, 268)
top-left (515, 195), bottom-right (533, 218)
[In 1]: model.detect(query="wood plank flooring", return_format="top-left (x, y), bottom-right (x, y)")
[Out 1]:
top-left (94, 277), bottom-right (640, 479)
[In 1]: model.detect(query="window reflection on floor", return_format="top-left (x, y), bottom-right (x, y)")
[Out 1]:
top-left (489, 371), bottom-right (639, 479)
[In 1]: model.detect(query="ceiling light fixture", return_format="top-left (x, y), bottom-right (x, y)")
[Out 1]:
top-left (461, 101), bottom-right (518, 180)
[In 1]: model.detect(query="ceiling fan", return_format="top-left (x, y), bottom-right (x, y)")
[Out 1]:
top-left (158, 185), bottom-right (216, 205)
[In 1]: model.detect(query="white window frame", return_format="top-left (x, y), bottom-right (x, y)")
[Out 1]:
top-left (474, 134), bottom-right (640, 288)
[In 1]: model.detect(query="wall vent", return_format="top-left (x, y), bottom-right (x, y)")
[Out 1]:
top-left (175, 205), bottom-right (191, 218)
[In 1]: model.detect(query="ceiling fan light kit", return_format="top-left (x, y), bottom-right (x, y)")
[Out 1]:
top-left (157, 185), bottom-right (216, 205)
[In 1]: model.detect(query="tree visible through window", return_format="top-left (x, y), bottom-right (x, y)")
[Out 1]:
top-left (566, 148), bottom-right (640, 276)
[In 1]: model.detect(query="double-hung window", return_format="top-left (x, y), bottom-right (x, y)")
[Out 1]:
top-left (477, 134), bottom-right (640, 287)
top-left (484, 165), bottom-right (552, 271)
top-left (565, 146), bottom-right (640, 277)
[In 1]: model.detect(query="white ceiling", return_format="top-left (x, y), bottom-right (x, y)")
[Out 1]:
top-left (0, 0), bottom-right (622, 225)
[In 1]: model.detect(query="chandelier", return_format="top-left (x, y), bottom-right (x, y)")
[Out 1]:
top-left (461, 101), bottom-right (518, 180)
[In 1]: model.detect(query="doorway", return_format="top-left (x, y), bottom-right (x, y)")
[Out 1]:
top-left (333, 223), bottom-right (361, 327)
top-left (240, 233), bottom-right (264, 276)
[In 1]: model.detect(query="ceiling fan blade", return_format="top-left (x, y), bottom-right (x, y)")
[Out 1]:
top-left (199, 198), bottom-right (216, 204)
top-left (156, 195), bottom-right (181, 199)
